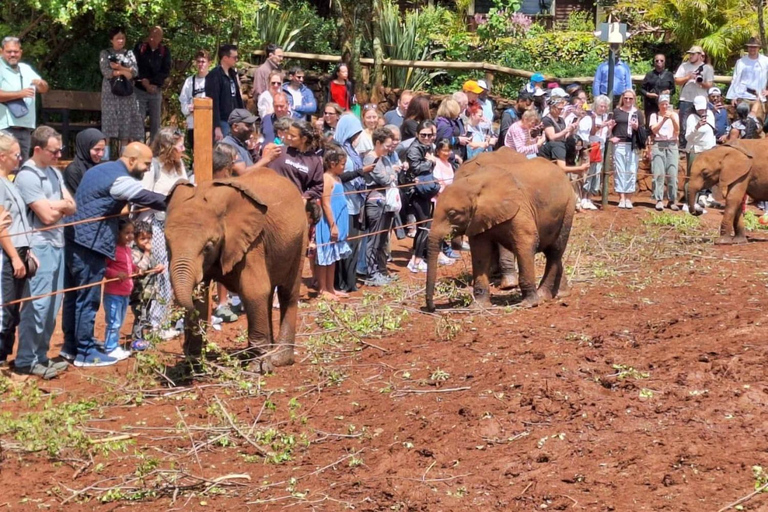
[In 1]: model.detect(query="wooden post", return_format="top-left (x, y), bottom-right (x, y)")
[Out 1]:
top-left (183, 97), bottom-right (213, 358)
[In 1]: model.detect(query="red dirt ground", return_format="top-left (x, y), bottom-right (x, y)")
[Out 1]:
top-left (3, 200), bottom-right (768, 511)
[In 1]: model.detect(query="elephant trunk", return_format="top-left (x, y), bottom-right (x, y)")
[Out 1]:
top-left (425, 225), bottom-right (450, 312)
top-left (169, 257), bottom-right (198, 311)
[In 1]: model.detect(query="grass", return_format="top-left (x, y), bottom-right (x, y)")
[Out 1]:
top-left (743, 211), bottom-right (768, 231)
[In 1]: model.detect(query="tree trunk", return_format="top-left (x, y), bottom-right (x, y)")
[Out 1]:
top-left (759, 0), bottom-right (768, 54)
top-left (371, 0), bottom-right (385, 103)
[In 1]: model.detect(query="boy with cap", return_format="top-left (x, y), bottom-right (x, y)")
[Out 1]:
top-left (675, 46), bottom-right (714, 149)
top-left (707, 87), bottom-right (729, 143)
top-left (683, 96), bottom-right (715, 211)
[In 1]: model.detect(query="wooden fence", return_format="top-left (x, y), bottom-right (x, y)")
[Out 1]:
top-left (253, 49), bottom-right (733, 85)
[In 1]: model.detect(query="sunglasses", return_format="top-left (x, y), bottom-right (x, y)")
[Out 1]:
top-left (363, 104), bottom-right (378, 111)
top-left (44, 148), bottom-right (62, 156)
top-left (270, 81), bottom-right (281, 85)
top-left (419, 132), bottom-right (435, 138)
top-left (324, 112), bottom-right (337, 116)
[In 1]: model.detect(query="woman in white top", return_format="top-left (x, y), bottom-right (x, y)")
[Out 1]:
top-left (649, 94), bottom-right (680, 211)
top-left (257, 71), bottom-right (283, 120)
top-left (354, 104), bottom-right (380, 157)
top-left (140, 128), bottom-right (188, 338)
top-left (579, 95), bottom-right (614, 210)
top-left (179, 50), bottom-right (210, 149)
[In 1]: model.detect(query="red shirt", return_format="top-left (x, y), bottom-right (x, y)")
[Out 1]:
top-left (330, 81), bottom-right (349, 110)
top-left (104, 245), bottom-right (138, 296)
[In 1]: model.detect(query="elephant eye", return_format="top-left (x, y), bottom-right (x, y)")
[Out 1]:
top-left (203, 240), bottom-right (215, 252)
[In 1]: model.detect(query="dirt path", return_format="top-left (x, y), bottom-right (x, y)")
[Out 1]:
top-left (2, 205), bottom-right (768, 511)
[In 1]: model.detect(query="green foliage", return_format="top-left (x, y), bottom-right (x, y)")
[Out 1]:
top-left (376, 0), bottom-right (445, 90)
top-left (614, 0), bottom-right (755, 69)
top-left (561, 10), bottom-right (595, 32)
top-left (743, 211), bottom-right (768, 231)
top-left (254, 2), bottom-right (309, 52)
top-left (644, 211), bottom-right (702, 233)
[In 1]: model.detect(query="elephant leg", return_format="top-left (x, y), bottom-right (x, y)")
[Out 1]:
top-left (733, 206), bottom-right (747, 244)
top-left (498, 245), bottom-right (519, 290)
top-left (272, 279), bottom-right (300, 368)
top-left (717, 183), bottom-right (748, 245)
top-left (501, 237), bottom-right (538, 308)
top-left (469, 236), bottom-right (493, 307)
top-left (538, 249), bottom-right (568, 301)
top-left (238, 278), bottom-right (275, 373)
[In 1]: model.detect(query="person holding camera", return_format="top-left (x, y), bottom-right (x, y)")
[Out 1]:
top-left (683, 96), bottom-right (716, 211)
top-left (726, 37), bottom-right (768, 105)
top-left (674, 46), bottom-right (713, 150)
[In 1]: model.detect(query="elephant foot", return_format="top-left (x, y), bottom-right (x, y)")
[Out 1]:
top-left (270, 342), bottom-right (296, 367)
top-left (537, 287), bottom-right (555, 301)
top-left (247, 357), bottom-right (275, 375)
top-left (499, 273), bottom-right (519, 290)
top-left (556, 287), bottom-right (571, 299)
top-left (732, 235), bottom-right (748, 245)
top-left (714, 235), bottom-right (735, 245)
top-left (519, 293), bottom-right (540, 308)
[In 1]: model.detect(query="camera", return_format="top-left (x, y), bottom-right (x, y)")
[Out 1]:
top-left (108, 54), bottom-right (120, 63)
top-left (695, 65), bottom-right (705, 83)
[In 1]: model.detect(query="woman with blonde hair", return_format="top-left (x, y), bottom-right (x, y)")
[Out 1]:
top-left (609, 89), bottom-right (645, 209)
top-left (138, 128), bottom-right (188, 338)
top-left (354, 103), bottom-right (380, 156)
top-left (258, 70), bottom-right (284, 119)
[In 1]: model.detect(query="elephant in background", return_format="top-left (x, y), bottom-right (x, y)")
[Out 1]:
top-left (165, 169), bottom-right (307, 372)
top-left (426, 151), bottom-right (575, 311)
top-left (687, 139), bottom-right (768, 244)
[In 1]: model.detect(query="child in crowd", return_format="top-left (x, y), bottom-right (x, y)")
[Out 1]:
top-left (130, 220), bottom-right (164, 348)
top-left (315, 143), bottom-right (351, 300)
top-left (274, 118), bottom-right (293, 145)
top-left (103, 220), bottom-right (140, 360)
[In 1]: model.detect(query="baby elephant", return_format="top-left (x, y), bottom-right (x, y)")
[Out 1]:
top-left (425, 149), bottom-right (574, 311)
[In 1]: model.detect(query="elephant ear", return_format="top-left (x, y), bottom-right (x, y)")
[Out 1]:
top-left (466, 172), bottom-right (523, 237)
top-left (717, 145), bottom-right (753, 189)
top-left (211, 179), bottom-right (269, 274)
top-left (166, 180), bottom-right (196, 209)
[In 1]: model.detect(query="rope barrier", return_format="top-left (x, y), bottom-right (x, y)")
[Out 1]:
top-left (0, 207), bottom-right (149, 239)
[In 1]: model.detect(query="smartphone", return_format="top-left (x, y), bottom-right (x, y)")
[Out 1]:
top-left (607, 112), bottom-right (614, 120)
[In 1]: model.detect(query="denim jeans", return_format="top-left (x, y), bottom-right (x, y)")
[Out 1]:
top-left (16, 245), bottom-right (65, 367)
top-left (62, 243), bottom-right (107, 358)
top-left (613, 142), bottom-right (638, 194)
top-left (103, 294), bottom-right (130, 351)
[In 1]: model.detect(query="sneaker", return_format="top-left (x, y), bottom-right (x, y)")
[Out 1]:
top-left (417, 261), bottom-right (428, 273)
top-left (74, 350), bottom-right (119, 368)
top-left (364, 273), bottom-right (390, 287)
top-left (158, 329), bottom-right (180, 341)
top-left (582, 199), bottom-right (598, 210)
top-left (210, 315), bottom-right (223, 326)
top-left (407, 260), bottom-right (419, 273)
top-left (406, 229), bottom-right (416, 238)
top-left (59, 350), bottom-right (76, 362)
top-left (682, 204), bottom-right (690, 213)
top-left (618, 199), bottom-right (626, 209)
top-left (655, 201), bottom-right (664, 211)
top-left (443, 249), bottom-right (461, 259)
top-left (438, 253), bottom-right (455, 266)
top-left (460, 241), bottom-right (471, 251)
top-left (668, 203), bottom-right (679, 211)
top-left (230, 295), bottom-right (243, 314)
top-left (15, 363), bottom-right (59, 380)
top-left (625, 199), bottom-right (633, 209)
top-left (104, 347), bottom-right (131, 361)
top-left (46, 359), bottom-right (70, 372)
top-left (213, 304), bottom-right (238, 323)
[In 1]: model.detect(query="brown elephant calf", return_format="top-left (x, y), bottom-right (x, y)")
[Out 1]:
top-left (165, 169), bottom-right (307, 372)
top-left (426, 149), bottom-right (575, 311)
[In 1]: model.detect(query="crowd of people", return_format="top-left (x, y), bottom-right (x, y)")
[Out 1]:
top-left (2, 29), bottom-right (768, 380)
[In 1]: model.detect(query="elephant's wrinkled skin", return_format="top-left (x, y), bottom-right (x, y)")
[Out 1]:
top-left (165, 169), bottom-right (307, 372)
top-left (686, 140), bottom-right (768, 244)
top-left (426, 148), bottom-right (575, 311)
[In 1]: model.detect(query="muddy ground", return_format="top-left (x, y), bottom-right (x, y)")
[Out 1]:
top-left (2, 201), bottom-right (768, 511)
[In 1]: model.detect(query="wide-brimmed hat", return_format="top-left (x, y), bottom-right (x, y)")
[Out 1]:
top-left (687, 45), bottom-right (704, 54)
top-left (746, 37), bottom-right (762, 47)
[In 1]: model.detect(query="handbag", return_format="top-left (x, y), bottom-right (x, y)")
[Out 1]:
top-left (589, 142), bottom-right (603, 163)
top-left (414, 174), bottom-right (440, 199)
top-left (384, 186), bottom-right (402, 213)
top-left (23, 249), bottom-right (38, 279)
top-left (5, 99), bottom-right (29, 118)
top-left (110, 75), bottom-right (134, 97)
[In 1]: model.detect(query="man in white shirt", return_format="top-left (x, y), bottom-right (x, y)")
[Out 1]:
top-left (684, 96), bottom-right (716, 210)
top-left (675, 45), bottom-right (713, 149)
top-left (726, 37), bottom-right (768, 104)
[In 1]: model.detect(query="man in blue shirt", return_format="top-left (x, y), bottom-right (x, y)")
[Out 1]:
top-left (60, 142), bottom-right (167, 367)
top-left (593, 51), bottom-right (632, 106)
top-left (707, 87), bottom-right (729, 143)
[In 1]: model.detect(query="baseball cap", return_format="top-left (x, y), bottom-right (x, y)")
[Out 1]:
top-left (533, 89), bottom-right (547, 97)
top-left (708, 87), bottom-right (721, 96)
top-left (693, 96), bottom-right (707, 110)
top-left (550, 87), bottom-right (568, 98)
top-left (687, 45), bottom-right (704, 54)
top-left (228, 108), bottom-right (259, 125)
top-left (531, 73), bottom-right (545, 83)
top-left (462, 80), bottom-right (483, 94)
top-left (476, 79), bottom-right (489, 90)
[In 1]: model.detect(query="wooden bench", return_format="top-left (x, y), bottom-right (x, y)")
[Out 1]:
top-left (41, 90), bottom-right (102, 158)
